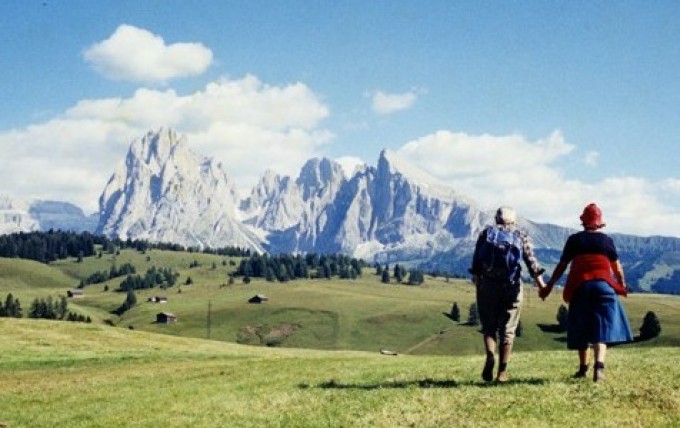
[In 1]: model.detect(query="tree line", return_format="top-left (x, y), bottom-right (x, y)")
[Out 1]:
top-left (80, 263), bottom-right (137, 287)
top-left (117, 267), bottom-right (180, 292)
top-left (1, 293), bottom-right (90, 323)
top-left (0, 230), bottom-right (252, 264)
top-left (235, 253), bottom-right (367, 282)
top-left (376, 263), bottom-right (425, 286)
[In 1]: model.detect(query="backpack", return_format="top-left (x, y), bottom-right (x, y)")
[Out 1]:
top-left (478, 226), bottom-right (523, 283)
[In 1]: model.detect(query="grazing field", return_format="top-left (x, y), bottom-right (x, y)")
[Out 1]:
top-left (0, 318), bottom-right (678, 428)
top-left (2, 249), bottom-right (680, 356)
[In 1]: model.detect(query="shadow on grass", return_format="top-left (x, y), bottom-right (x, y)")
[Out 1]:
top-left (537, 323), bottom-right (566, 333)
top-left (304, 377), bottom-right (547, 390)
top-left (441, 312), bottom-right (459, 323)
top-left (537, 323), bottom-right (567, 343)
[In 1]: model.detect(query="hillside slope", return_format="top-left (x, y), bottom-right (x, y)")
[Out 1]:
top-left (1, 319), bottom-right (678, 427)
top-left (5, 249), bottom-right (680, 354)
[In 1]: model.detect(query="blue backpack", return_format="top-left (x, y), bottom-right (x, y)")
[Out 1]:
top-left (478, 226), bottom-right (523, 283)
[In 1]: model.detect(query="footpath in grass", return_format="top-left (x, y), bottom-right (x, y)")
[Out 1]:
top-left (1, 319), bottom-right (679, 427)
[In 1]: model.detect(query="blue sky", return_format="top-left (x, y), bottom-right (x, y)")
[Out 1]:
top-left (1, 1), bottom-right (680, 237)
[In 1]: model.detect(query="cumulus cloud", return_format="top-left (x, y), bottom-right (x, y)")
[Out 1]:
top-left (371, 90), bottom-right (418, 115)
top-left (395, 130), bottom-right (680, 237)
top-left (0, 75), bottom-right (331, 213)
top-left (83, 24), bottom-right (213, 83)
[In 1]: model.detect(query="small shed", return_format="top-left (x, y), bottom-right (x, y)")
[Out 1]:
top-left (67, 288), bottom-right (84, 298)
top-left (248, 294), bottom-right (269, 304)
top-left (148, 296), bottom-right (168, 303)
top-left (156, 312), bottom-right (178, 324)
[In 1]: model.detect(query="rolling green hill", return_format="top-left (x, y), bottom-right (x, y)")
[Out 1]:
top-left (2, 249), bottom-right (680, 355)
top-left (1, 318), bottom-right (678, 427)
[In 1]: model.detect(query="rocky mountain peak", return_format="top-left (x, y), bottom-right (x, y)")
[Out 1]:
top-left (297, 158), bottom-right (346, 200)
top-left (96, 128), bottom-right (262, 252)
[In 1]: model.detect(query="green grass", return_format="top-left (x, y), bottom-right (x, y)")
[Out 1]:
top-left (0, 318), bottom-right (678, 427)
top-left (2, 250), bottom-right (680, 426)
top-left (3, 250), bottom-right (680, 355)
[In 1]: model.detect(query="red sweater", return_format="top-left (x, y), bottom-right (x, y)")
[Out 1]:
top-left (563, 254), bottom-right (627, 303)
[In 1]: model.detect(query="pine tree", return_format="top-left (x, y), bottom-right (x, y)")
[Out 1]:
top-left (4, 293), bottom-right (15, 317)
top-left (450, 302), bottom-right (460, 322)
top-left (467, 303), bottom-right (480, 326)
top-left (381, 269), bottom-right (390, 284)
top-left (394, 264), bottom-right (403, 283)
top-left (639, 311), bottom-right (661, 340)
top-left (57, 295), bottom-right (68, 319)
top-left (407, 269), bottom-right (424, 285)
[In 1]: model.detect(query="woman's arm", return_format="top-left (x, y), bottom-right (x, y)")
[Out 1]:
top-left (540, 261), bottom-right (569, 299)
top-left (611, 259), bottom-right (626, 288)
top-left (547, 261), bottom-right (569, 287)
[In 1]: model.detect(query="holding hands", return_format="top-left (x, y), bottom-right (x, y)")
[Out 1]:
top-left (534, 275), bottom-right (553, 300)
top-left (538, 281), bottom-right (553, 300)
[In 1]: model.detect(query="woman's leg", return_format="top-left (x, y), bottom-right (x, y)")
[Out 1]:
top-left (573, 348), bottom-right (589, 378)
top-left (593, 342), bottom-right (607, 382)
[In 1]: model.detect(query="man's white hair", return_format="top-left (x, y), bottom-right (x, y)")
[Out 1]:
top-left (495, 206), bottom-right (517, 225)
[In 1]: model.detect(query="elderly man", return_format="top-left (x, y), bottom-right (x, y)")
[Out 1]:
top-left (469, 206), bottom-right (545, 382)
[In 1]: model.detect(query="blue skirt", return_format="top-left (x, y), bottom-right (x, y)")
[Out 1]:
top-left (567, 280), bottom-right (634, 350)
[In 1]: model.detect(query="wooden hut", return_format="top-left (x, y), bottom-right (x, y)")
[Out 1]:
top-left (248, 294), bottom-right (269, 304)
top-left (156, 312), bottom-right (178, 324)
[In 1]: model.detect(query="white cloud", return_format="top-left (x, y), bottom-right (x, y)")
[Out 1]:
top-left (584, 150), bottom-right (599, 166)
top-left (334, 156), bottom-right (366, 178)
top-left (0, 75), bottom-right (331, 213)
top-left (83, 24), bottom-right (213, 83)
top-left (396, 130), bottom-right (680, 237)
top-left (371, 90), bottom-right (418, 115)
top-left (3, 61), bottom-right (680, 239)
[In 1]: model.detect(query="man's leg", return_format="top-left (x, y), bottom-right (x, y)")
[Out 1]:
top-left (482, 334), bottom-right (496, 382)
top-left (496, 287), bottom-right (521, 382)
top-left (477, 281), bottom-right (498, 382)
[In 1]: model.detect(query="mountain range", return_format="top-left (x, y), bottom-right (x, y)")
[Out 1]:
top-left (3, 128), bottom-right (680, 294)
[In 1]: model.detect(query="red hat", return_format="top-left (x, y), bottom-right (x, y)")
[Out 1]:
top-left (580, 203), bottom-right (606, 229)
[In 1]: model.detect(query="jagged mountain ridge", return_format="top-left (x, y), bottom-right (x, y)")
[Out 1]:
top-left (97, 129), bottom-right (567, 260)
top-left (3, 128), bottom-right (680, 294)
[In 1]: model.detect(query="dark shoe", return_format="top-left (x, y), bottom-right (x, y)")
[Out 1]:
top-left (573, 364), bottom-right (589, 378)
top-left (496, 371), bottom-right (509, 383)
top-left (482, 357), bottom-right (494, 382)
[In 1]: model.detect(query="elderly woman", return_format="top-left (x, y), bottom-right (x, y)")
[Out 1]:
top-left (541, 203), bottom-right (633, 382)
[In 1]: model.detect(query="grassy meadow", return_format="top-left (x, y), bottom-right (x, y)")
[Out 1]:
top-left (1, 318), bottom-right (679, 427)
top-left (1, 249), bottom-right (680, 426)
top-left (2, 249), bottom-right (679, 356)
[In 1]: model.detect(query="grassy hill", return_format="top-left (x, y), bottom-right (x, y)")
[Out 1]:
top-left (1, 318), bottom-right (678, 427)
top-left (2, 249), bottom-right (680, 356)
